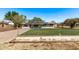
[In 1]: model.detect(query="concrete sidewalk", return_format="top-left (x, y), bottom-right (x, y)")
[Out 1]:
top-left (15, 36), bottom-right (79, 42)
top-left (0, 28), bottom-right (30, 43)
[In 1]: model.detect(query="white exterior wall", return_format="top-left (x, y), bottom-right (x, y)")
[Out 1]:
top-left (41, 24), bottom-right (57, 29)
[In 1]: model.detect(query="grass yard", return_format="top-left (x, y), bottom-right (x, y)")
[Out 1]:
top-left (21, 28), bottom-right (79, 36)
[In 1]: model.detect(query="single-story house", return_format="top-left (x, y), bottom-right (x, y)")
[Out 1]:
top-left (24, 21), bottom-right (57, 29)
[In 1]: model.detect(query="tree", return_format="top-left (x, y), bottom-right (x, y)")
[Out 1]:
top-left (70, 21), bottom-right (76, 28)
top-left (28, 17), bottom-right (44, 28)
top-left (29, 17), bottom-right (43, 23)
top-left (32, 17), bottom-right (43, 21)
top-left (64, 18), bottom-right (78, 28)
top-left (13, 15), bottom-right (26, 28)
top-left (4, 11), bottom-right (26, 28)
top-left (4, 11), bottom-right (19, 20)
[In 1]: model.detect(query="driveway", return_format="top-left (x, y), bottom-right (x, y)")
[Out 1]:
top-left (0, 27), bottom-right (30, 43)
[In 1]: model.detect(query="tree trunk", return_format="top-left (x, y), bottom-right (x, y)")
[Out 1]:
top-left (14, 24), bottom-right (18, 29)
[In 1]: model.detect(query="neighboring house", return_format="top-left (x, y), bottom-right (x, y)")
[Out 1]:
top-left (0, 20), bottom-right (14, 28)
top-left (3, 20), bottom-right (14, 26)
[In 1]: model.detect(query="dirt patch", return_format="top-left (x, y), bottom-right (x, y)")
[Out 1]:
top-left (0, 25), bottom-right (15, 32)
top-left (1, 41), bottom-right (79, 50)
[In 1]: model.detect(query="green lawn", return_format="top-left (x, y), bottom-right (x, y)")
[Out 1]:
top-left (21, 28), bottom-right (79, 36)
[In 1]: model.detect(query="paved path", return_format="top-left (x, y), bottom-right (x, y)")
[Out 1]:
top-left (0, 28), bottom-right (30, 43)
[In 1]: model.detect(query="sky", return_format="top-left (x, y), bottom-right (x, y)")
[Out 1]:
top-left (0, 8), bottom-right (79, 23)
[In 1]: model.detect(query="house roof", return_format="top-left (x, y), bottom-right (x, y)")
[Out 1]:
top-left (29, 21), bottom-right (44, 25)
